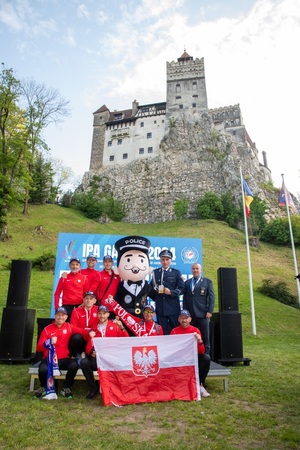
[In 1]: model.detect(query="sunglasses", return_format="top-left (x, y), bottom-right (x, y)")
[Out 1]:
top-left (144, 310), bottom-right (154, 314)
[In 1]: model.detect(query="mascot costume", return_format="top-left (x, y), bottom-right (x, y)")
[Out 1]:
top-left (113, 235), bottom-right (152, 318)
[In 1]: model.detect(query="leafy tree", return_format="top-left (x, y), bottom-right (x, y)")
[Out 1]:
top-left (220, 192), bottom-right (242, 228)
top-left (196, 192), bottom-right (224, 220)
top-left (20, 78), bottom-right (70, 214)
top-left (0, 64), bottom-right (31, 240)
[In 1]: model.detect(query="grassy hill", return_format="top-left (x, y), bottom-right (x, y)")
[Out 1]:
top-left (0, 204), bottom-right (300, 449)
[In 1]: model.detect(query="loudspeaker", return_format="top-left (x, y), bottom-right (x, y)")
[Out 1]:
top-left (212, 312), bottom-right (243, 360)
top-left (6, 260), bottom-right (32, 308)
top-left (0, 307), bottom-right (35, 358)
top-left (217, 267), bottom-right (239, 312)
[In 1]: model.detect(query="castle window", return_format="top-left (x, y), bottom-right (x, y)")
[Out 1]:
top-left (192, 81), bottom-right (197, 90)
top-left (139, 148), bottom-right (144, 154)
top-left (109, 155), bottom-right (114, 161)
top-left (162, 120), bottom-right (164, 123)
top-left (147, 132), bottom-right (152, 139)
top-left (148, 147), bottom-right (153, 154)
top-left (192, 94), bottom-right (198, 98)
top-left (117, 139), bottom-right (122, 145)
top-left (154, 120), bottom-right (157, 124)
top-left (179, 105), bottom-right (183, 109)
top-left (140, 122), bottom-right (144, 127)
top-left (108, 141), bottom-right (112, 147)
top-left (232, 131), bottom-right (236, 135)
top-left (123, 153), bottom-right (128, 159)
top-left (176, 83), bottom-right (181, 93)
top-left (114, 113), bottom-right (123, 121)
top-left (192, 103), bottom-right (196, 108)
top-left (176, 96), bottom-right (181, 99)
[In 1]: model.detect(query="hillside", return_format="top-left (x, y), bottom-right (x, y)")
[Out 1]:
top-left (0, 203), bottom-right (299, 337)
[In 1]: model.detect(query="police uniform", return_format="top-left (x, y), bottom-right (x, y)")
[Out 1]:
top-left (149, 249), bottom-right (185, 335)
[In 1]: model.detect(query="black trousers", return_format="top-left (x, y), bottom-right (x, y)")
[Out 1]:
top-left (38, 357), bottom-right (78, 389)
top-left (192, 317), bottom-right (211, 355)
top-left (69, 333), bottom-right (87, 357)
top-left (198, 353), bottom-right (211, 386)
top-left (80, 355), bottom-right (98, 389)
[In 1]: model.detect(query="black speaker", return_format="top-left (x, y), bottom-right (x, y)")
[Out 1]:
top-left (217, 267), bottom-right (238, 312)
top-left (212, 312), bottom-right (243, 360)
top-left (34, 318), bottom-right (53, 361)
top-left (0, 307), bottom-right (35, 358)
top-left (6, 260), bottom-right (32, 308)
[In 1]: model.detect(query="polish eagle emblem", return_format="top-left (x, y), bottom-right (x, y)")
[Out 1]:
top-left (132, 346), bottom-right (159, 377)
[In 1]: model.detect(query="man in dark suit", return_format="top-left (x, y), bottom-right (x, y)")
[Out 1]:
top-left (183, 263), bottom-right (215, 355)
top-left (149, 249), bottom-right (185, 335)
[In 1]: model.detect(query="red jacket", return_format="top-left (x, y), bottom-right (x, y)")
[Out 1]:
top-left (70, 305), bottom-right (99, 330)
top-left (80, 268), bottom-right (101, 294)
top-left (170, 324), bottom-right (205, 354)
top-left (37, 321), bottom-right (89, 359)
top-left (137, 320), bottom-right (164, 336)
top-left (54, 272), bottom-right (89, 309)
top-left (97, 270), bottom-right (120, 306)
top-left (86, 320), bottom-right (128, 354)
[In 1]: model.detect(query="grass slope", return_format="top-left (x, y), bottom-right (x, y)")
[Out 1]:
top-left (0, 204), bottom-right (299, 450)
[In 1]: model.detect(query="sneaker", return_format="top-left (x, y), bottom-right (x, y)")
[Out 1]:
top-left (60, 387), bottom-right (73, 399)
top-left (200, 385), bottom-right (210, 398)
top-left (86, 384), bottom-right (99, 400)
top-left (33, 387), bottom-right (46, 398)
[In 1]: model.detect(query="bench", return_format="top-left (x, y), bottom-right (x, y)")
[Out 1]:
top-left (28, 360), bottom-right (230, 392)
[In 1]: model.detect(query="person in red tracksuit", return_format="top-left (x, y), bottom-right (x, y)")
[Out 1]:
top-left (34, 307), bottom-right (92, 399)
top-left (54, 258), bottom-right (89, 318)
top-left (80, 255), bottom-right (101, 294)
top-left (80, 305), bottom-right (128, 399)
top-left (69, 291), bottom-right (99, 357)
top-left (171, 309), bottom-right (211, 398)
top-left (97, 255), bottom-right (120, 310)
top-left (137, 304), bottom-right (164, 336)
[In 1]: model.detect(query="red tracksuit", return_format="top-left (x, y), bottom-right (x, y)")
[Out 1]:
top-left (86, 320), bottom-right (128, 354)
top-left (97, 270), bottom-right (120, 306)
top-left (54, 272), bottom-right (89, 309)
top-left (70, 305), bottom-right (99, 330)
top-left (80, 268), bottom-right (101, 294)
top-left (170, 324), bottom-right (205, 354)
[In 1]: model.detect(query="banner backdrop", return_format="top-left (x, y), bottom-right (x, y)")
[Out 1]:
top-left (94, 334), bottom-right (200, 406)
top-left (51, 233), bottom-right (202, 316)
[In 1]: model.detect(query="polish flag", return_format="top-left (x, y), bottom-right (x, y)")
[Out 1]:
top-left (94, 334), bottom-right (200, 406)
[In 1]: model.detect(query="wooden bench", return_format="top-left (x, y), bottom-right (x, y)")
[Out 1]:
top-left (28, 360), bottom-right (230, 392)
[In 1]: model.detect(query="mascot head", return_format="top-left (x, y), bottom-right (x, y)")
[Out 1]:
top-left (114, 235), bottom-right (152, 282)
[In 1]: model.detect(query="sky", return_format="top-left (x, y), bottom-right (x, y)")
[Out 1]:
top-left (0, 0), bottom-right (299, 196)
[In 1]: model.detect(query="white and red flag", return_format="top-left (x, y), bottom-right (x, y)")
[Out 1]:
top-left (94, 334), bottom-right (200, 406)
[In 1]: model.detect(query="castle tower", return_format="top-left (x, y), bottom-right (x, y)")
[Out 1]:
top-left (166, 50), bottom-right (208, 126)
top-left (89, 105), bottom-right (110, 171)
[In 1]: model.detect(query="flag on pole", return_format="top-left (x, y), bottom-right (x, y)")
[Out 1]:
top-left (243, 179), bottom-right (254, 217)
top-left (94, 335), bottom-right (200, 406)
top-left (278, 182), bottom-right (297, 211)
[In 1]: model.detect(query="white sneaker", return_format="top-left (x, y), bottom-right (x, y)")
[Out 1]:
top-left (200, 385), bottom-right (210, 398)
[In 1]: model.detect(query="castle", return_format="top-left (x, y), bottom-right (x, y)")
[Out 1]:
top-left (84, 50), bottom-right (273, 223)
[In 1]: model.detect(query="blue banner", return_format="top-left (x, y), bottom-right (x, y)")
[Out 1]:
top-left (51, 233), bottom-right (202, 316)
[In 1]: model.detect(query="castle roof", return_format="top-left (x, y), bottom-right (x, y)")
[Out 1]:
top-left (178, 49), bottom-right (193, 62)
top-left (93, 104), bottom-right (109, 114)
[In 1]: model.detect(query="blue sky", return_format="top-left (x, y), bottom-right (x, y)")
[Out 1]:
top-left (0, 0), bottom-right (299, 196)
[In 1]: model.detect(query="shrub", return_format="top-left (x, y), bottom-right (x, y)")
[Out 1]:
top-left (260, 216), bottom-right (300, 246)
top-left (258, 279), bottom-right (299, 308)
top-left (196, 192), bottom-right (224, 220)
top-left (31, 252), bottom-right (56, 271)
top-left (174, 198), bottom-right (189, 220)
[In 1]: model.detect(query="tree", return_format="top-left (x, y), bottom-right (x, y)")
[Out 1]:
top-left (20, 79), bottom-right (70, 214)
top-left (0, 64), bottom-right (31, 240)
top-left (29, 152), bottom-right (53, 204)
top-left (47, 157), bottom-right (74, 203)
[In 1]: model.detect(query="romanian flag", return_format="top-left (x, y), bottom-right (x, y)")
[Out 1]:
top-left (278, 182), bottom-right (297, 211)
top-left (243, 179), bottom-right (253, 217)
top-left (94, 335), bottom-right (200, 406)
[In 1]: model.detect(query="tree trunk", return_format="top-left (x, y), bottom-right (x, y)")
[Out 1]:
top-left (23, 189), bottom-right (29, 215)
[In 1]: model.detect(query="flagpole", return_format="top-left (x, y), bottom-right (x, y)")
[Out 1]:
top-left (240, 167), bottom-right (257, 335)
top-left (281, 174), bottom-right (300, 305)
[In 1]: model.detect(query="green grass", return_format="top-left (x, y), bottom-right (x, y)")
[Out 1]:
top-left (0, 204), bottom-right (300, 449)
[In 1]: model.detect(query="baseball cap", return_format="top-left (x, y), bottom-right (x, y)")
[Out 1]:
top-left (103, 255), bottom-right (113, 262)
top-left (142, 304), bottom-right (155, 312)
top-left (179, 309), bottom-right (191, 317)
top-left (55, 307), bottom-right (68, 315)
top-left (87, 254), bottom-right (97, 261)
top-left (84, 291), bottom-right (96, 298)
top-left (98, 305), bottom-right (109, 313)
top-left (69, 258), bottom-right (80, 264)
